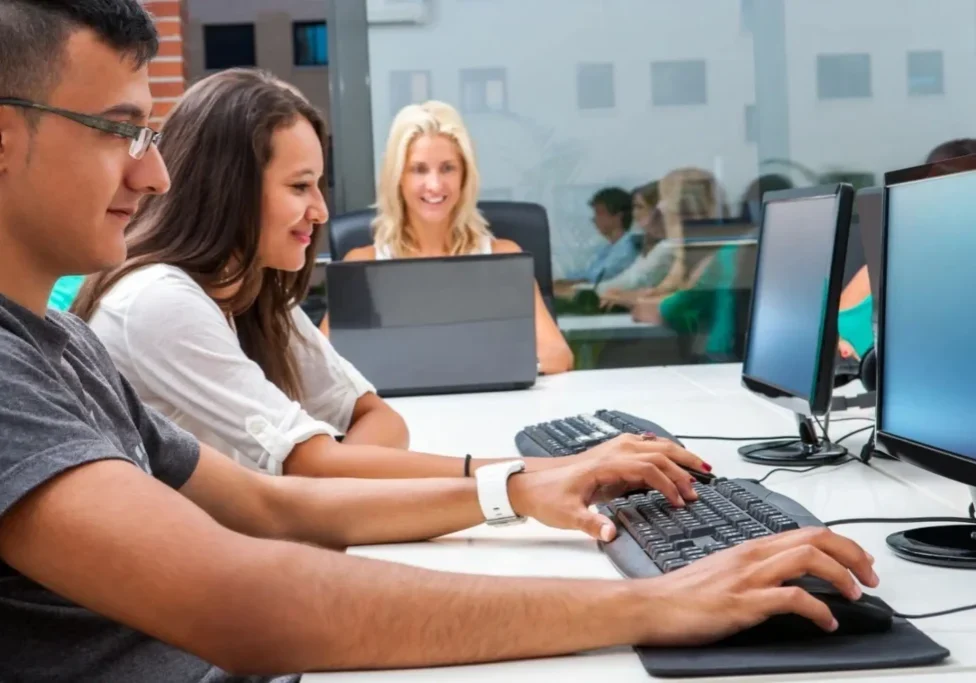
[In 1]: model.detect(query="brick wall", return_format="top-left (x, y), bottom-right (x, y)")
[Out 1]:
top-left (143, 0), bottom-right (187, 126)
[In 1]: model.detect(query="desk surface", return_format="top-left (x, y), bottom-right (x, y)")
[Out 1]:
top-left (305, 365), bottom-right (975, 682)
top-left (558, 312), bottom-right (676, 342)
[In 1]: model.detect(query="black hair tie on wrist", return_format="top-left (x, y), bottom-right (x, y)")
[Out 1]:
top-left (463, 454), bottom-right (473, 477)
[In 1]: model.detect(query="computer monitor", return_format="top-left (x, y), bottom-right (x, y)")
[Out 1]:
top-left (739, 184), bottom-right (855, 466)
top-left (875, 155), bottom-right (976, 569)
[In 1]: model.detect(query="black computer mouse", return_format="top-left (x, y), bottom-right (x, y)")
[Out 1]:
top-left (721, 582), bottom-right (893, 646)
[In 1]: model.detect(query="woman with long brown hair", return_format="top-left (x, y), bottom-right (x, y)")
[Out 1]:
top-left (73, 69), bottom-right (704, 482)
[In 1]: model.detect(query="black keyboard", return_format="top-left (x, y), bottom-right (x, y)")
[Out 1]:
top-left (600, 479), bottom-right (823, 579)
top-left (515, 410), bottom-right (669, 457)
top-left (514, 410), bottom-right (824, 579)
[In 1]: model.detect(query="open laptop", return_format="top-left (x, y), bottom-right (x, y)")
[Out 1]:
top-left (326, 253), bottom-right (537, 397)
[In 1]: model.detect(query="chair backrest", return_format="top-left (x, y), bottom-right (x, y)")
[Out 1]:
top-left (327, 208), bottom-right (376, 261)
top-left (327, 200), bottom-right (556, 318)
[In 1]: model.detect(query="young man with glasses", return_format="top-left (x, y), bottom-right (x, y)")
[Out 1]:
top-left (0, 1), bottom-right (879, 680)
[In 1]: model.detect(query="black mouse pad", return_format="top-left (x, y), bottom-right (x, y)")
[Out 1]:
top-left (634, 618), bottom-right (949, 678)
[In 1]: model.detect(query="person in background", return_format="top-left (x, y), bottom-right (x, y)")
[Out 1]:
top-left (325, 100), bottom-right (574, 375)
top-left (598, 168), bottom-right (723, 309)
top-left (73, 71), bottom-right (649, 478)
top-left (555, 185), bottom-right (641, 294)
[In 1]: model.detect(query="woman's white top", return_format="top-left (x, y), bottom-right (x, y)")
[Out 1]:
top-left (595, 240), bottom-right (677, 295)
top-left (87, 264), bottom-right (374, 475)
top-left (374, 234), bottom-right (493, 260)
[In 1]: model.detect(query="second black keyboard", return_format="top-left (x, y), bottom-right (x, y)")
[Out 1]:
top-left (515, 409), bottom-right (671, 457)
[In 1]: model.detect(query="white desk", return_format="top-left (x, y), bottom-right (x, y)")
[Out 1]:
top-left (305, 365), bottom-right (976, 682)
top-left (558, 313), bottom-right (676, 343)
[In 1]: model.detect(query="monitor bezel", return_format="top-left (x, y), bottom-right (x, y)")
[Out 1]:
top-left (874, 153), bottom-right (976, 487)
top-left (740, 184), bottom-right (855, 416)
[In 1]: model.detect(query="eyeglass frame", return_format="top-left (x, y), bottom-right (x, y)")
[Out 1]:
top-left (0, 97), bottom-right (161, 159)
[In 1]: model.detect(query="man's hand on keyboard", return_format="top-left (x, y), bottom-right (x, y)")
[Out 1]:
top-left (508, 452), bottom-right (702, 542)
top-left (635, 527), bottom-right (880, 646)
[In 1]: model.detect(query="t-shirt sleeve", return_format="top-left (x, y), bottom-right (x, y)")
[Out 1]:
top-left (116, 276), bottom-right (343, 475)
top-left (0, 339), bottom-right (132, 520)
top-left (117, 373), bottom-right (200, 489)
top-left (290, 306), bottom-right (375, 429)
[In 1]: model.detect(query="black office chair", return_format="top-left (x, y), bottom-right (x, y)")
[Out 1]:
top-left (327, 200), bottom-right (557, 318)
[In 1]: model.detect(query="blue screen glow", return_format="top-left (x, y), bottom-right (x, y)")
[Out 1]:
top-left (744, 196), bottom-right (838, 400)
top-left (882, 170), bottom-right (976, 460)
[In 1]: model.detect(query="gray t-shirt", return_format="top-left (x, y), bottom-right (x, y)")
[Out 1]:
top-left (0, 295), bottom-right (300, 683)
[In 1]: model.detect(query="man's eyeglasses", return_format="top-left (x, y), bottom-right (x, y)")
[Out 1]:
top-left (0, 97), bottom-right (161, 160)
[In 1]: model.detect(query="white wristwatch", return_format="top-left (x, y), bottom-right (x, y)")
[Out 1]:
top-left (475, 460), bottom-right (527, 526)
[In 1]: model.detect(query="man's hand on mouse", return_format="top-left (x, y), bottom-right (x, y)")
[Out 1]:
top-left (631, 527), bottom-right (880, 646)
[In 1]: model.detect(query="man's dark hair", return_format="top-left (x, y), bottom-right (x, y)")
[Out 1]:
top-left (0, 0), bottom-right (158, 101)
top-left (925, 138), bottom-right (976, 164)
top-left (589, 187), bottom-right (633, 229)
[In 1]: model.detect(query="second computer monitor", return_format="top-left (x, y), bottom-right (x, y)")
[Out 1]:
top-left (875, 155), bottom-right (976, 568)
top-left (739, 184), bottom-right (854, 465)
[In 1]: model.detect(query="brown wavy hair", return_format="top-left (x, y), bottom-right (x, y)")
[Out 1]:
top-left (72, 68), bottom-right (327, 400)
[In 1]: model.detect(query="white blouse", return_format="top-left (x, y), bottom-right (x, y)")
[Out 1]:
top-left (88, 265), bottom-right (375, 475)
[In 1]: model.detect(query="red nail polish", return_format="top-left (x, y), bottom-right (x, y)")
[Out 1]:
top-left (702, 463), bottom-right (713, 472)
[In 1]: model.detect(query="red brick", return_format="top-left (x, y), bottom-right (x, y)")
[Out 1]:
top-left (150, 81), bottom-right (185, 99)
top-left (149, 60), bottom-right (184, 78)
top-left (157, 40), bottom-right (184, 58)
top-left (155, 20), bottom-right (182, 39)
top-left (144, 2), bottom-right (181, 18)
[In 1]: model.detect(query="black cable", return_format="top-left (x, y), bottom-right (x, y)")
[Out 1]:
top-left (895, 603), bottom-right (976, 619)
top-left (835, 424), bottom-right (875, 445)
top-left (830, 417), bottom-right (876, 423)
top-left (674, 435), bottom-right (798, 442)
top-left (970, 503), bottom-right (975, 520)
top-left (755, 457), bottom-right (854, 484)
top-left (825, 516), bottom-right (976, 528)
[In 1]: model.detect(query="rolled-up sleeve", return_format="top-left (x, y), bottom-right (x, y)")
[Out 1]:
top-left (289, 307), bottom-right (376, 433)
top-left (119, 278), bottom-right (342, 475)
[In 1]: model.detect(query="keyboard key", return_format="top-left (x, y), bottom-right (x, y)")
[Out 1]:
top-left (662, 559), bottom-right (689, 573)
top-left (653, 550), bottom-right (681, 565)
top-left (681, 548), bottom-right (707, 561)
top-left (655, 525), bottom-right (685, 541)
top-left (672, 539), bottom-right (696, 550)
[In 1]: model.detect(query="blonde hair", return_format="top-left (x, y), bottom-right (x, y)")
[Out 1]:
top-left (649, 167), bottom-right (726, 295)
top-left (373, 101), bottom-right (491, 257)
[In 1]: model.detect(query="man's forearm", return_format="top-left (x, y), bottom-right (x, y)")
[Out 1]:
top-left (214, 541), bottom-right (647, 673)
top-left (266, 475), bottom-right (487, 547)
top-left (342, 404), bottom-right (410, 449)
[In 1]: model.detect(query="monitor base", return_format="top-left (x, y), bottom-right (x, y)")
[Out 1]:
top-left (738, 412), bottom-right (848, 466)
top-left (887, 525), bottom-right (976, 569)
top-left (738, 439), bottom-right (848, 466)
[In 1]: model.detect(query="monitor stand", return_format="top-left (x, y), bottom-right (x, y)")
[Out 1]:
top-left (738, 413), bottom-right (848, 466)
top-left (886, 487), bottom-right (976, 569)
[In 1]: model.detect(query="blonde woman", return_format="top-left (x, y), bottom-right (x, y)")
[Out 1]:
top-left (599, 168), bottom-right (724, 309)
top-left (324, 101), bottom-right (574, 374)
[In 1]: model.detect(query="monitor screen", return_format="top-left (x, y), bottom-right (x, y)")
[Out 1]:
top-left (881, 169), bottom-right (976, 461)
top-left (743, 194), bottom-right (842, 401)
